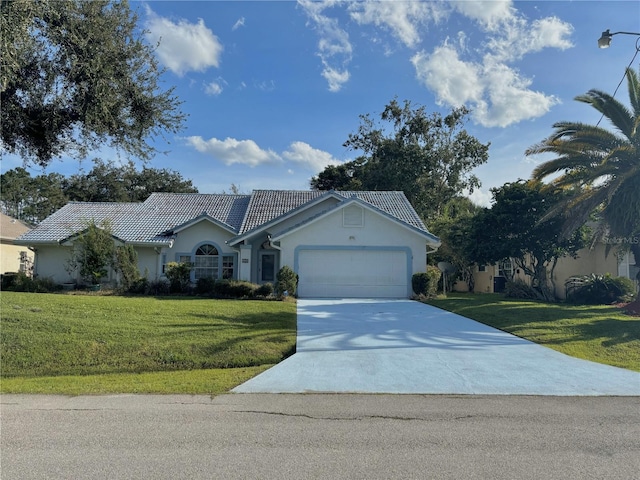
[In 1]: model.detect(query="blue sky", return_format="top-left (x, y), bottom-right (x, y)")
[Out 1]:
top-left (3, 1), bottom-right (640, 206)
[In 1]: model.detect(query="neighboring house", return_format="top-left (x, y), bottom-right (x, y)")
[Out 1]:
top-left (15, 190), bottom-right (441, 298)
top-left (0, 213), bottom-right (34, 275)
top-left (470, 244), bottom-right (638, 299)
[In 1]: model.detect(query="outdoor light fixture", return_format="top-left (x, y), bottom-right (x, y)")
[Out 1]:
top-left (598, 29), bottom-right (640, 48)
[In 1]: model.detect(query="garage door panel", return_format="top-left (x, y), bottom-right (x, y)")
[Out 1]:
top-left (297, 249), bottom-right (408, 298)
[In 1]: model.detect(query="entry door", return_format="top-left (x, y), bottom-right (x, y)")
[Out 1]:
top-left (259, 252), bottom-right (277, 283)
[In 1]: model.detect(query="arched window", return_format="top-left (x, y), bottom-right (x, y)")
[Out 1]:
top-left (195, 244), bottom-right (218, 280)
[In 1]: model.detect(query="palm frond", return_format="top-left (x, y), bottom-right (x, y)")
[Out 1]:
top-left (576, 90), bottom-right (635, 139)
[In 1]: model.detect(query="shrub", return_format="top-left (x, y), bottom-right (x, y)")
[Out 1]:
top-left (2, 272), bottom-right (57, 293)
top-left (412, 266), bottom-right (440, 297)
top-left (66, 220), bottom-right (115, 285)
top-left (114, 245), bottom-right (140, 291)
top-left (504, 279), bottom-right (540, 300)
top-left (127, 277), bottom-right (149, 295)
top-left (196, 277), bottom-right (216, 295)
top-left (147, 279), bottom-right (170, 295)
top-left (256, 282), bottom-right (274, 297)
top-left (164, 262), bottom-right (192, 293)
top-left (213, 279), bottom-right (257, 298)
top-left (566, 273), bottom-right (636, 305)
top-left (275, 266), bottom-right (298, 298)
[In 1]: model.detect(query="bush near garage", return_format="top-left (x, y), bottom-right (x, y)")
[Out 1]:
top-left (275, 266), bottom-right (298, 298)
top-left (412, 266), bottom-right (440, 297)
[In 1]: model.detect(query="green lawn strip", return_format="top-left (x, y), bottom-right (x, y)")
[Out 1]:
top-left (426, 293), bottom-right (640, 372)
top-left (1, 292), bottom-right (296, 380)
top-left (0, 366), bottom-right (272, 395)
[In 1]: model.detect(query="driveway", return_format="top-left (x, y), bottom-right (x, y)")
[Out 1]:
top-left (232, 299), bottom-right (640, 395)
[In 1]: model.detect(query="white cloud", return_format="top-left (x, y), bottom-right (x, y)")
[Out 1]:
top-left (298, 0), bottom-right (352, 92)
top-left (412, 46), bottom-right (561, 127)
top-left (145, 7), bottom-right (223, 76)
top-left (204, 80), bottom-right (224, 96)
top-left (232, 17), bottom-right (245, 31)
top-left (185, 137), bottom-right (282, 167)
top-left (349, 1), bottom-right (446, 48)
top-left (451, 0), bottom-right (514, 30)
top-left (282, 141), bottom-right (342, 171)
top-left (467, 188), bottom-right (493, 208)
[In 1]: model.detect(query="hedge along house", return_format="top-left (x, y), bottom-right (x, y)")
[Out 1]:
top-left (16, 190), bottom-right (441, 298)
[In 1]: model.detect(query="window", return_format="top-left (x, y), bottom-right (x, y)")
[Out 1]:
top-left (194, 244), bottom-right (218, 280)
top-left (478, 265), bottom-right (486, 272)
top-left (498, 259), bottom-right (513, 279)
top-left (222, 256), bottom-right (234, 279)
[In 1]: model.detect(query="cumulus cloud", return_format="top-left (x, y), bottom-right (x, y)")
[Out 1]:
top-left (349, 1), bottom-right (446, 48)
top-left (412, 45), bottom-right (561, 127)
top-left (145, 7), bottom-right (223, 76)
top-left (451, 0), bottom-right (514, 30)
top-left (282, 141), bottom-right (342, 171)
top-left (186, 136), bottom-right (342, 171)
top-left (298, 0), bottom-right (353, 92)
top-left (185, 137), bottom-right (282, 167)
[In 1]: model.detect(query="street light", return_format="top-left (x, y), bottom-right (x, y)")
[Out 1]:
top-left (598, 29), bottom-right (640, 48)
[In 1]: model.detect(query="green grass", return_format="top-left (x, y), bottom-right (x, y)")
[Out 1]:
top-left (1, 292), bottom-right (296, 394)
top-left (426, 293), bottom-right (640, 372)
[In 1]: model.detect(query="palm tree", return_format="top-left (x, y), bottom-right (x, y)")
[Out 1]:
top-left (526, 67), bottom-right (640, 266)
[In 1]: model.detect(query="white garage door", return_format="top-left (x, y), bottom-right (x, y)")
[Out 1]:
top-left (297, 249), bottom-right (408, 298)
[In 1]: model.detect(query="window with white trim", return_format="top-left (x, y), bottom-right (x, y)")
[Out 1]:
top-left (194, 244), bottom-right (218, 280)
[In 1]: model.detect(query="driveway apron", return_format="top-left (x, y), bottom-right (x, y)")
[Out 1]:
top-left (232, 299), bottom-right (640, 395)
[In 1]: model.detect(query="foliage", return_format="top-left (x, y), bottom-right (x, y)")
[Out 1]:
top-left (426, 293), bottom-right (640, 372)
top-left (164, 262), bottom-right (192, 293)
top-left (275, 266), bottom-right (298, 298)
top-left (255, 283), bottom-right (274, 297)
top-left (213, 280), bottom-right (257, 299)
top-left (66, 220), bottom-right (116, 285)
top-left (311, 99), bottom-right (490, 220)
top-left (1, 0), bottom-right (185, 167)
top-left (1, 159), bottom-right (198, 223)
top-left (429, 196), bottom-right (482, 291)
top-left (411, 266), bottom-right (440, 297)
top-left (1, 272), bottom-right (57, 293)
top-left (0, 292), bottom-right (297, 379)
top-left (468, 180), bottom-right (587, 301)
top-left (565, 274), bottom-right (636, 305)
top-left (527, 67), bottom-right (640, 266)
top-left (503, 279), bottom-right (540, 300)
top-left (113, 245), bottom-right (139, 291)
top-left (195, 277), bottom-right (217, 295)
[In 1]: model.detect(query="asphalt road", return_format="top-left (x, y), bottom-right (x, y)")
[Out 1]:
top-left (2, 394), bottom-right (639, 479)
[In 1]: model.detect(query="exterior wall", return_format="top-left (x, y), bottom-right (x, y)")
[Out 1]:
top-left (276, 206), bottom-right (429, 288)
top-left (1, 242), bottom-right (33, 274)
top-left (471, 244), bottom-right (631, 299)
top-left (136, 247), bottom-right (162, 280)
top-left (32, 245), bottom-right (75, 283)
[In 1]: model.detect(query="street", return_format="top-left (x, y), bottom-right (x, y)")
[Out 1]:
top-left (2, 394), bottom-right (639, 479)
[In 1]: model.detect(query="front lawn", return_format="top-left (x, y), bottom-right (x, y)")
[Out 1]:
top-left (0, 292), bottom-right (296, 394)
top-left (426, 293), bottom-right (640, 372)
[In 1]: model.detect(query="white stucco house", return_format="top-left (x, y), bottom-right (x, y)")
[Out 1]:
top-left (16, 190), bottom-right (441, 298)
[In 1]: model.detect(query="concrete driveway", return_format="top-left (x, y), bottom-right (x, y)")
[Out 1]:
top-left (233, 299), bottom-right (640, 395)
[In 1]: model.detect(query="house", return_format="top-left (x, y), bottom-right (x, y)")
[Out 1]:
top-left (15, 190), bottom-right (441, 298)
top-left (470, 244), bottom-right (638, 299)
top-left (0, 213), bottom-right (34, 275)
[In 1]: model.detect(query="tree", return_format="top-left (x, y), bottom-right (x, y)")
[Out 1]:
top-left (429, 197), bottom-right (482, 292)
top-left (1, 0), bottom-right (185, 167)
top-left (469, 181), bottom-right (587, 301)
top-left (311, 99), bottom-right (490, 220)
top-left (1, 160), bottom-right (198, 223)
top-left (66, 220), bottom-right (116, 285)
top-left (526, 67), bottom-right (640, 266)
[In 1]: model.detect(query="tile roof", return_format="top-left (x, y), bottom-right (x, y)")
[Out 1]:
top-left (17, 190), bottom-right (432, 245)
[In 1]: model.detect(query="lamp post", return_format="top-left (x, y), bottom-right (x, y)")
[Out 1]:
top-left (598, 29), bottom-right (640, 48)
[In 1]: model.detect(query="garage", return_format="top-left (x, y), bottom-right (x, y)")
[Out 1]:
top-left (296, 248), bottom-right (409, 298)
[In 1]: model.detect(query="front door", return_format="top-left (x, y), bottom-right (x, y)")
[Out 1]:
top-left (259, 252), bottom-right (277, 283)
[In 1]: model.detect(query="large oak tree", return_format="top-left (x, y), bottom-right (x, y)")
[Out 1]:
top-left (1, 0), bottom-right (185, 167)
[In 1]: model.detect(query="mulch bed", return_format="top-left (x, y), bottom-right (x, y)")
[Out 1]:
top-left (613, 300), bottom-right (640, 317)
